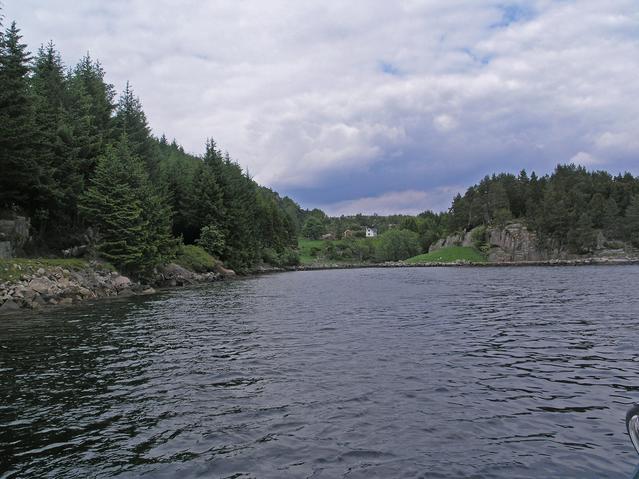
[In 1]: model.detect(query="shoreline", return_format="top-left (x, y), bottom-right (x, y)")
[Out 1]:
top-left (289, 257), bottom-right (639, 271)
top-left (2, 256), bottom-right (638, 314)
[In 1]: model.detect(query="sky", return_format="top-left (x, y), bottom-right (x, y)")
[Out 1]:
top-left (4, 0), bottom-right (639, 215)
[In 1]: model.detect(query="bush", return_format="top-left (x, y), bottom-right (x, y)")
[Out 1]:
top-left (196, 224), bottom-right (225, 258)
top-left (279, 248), bottom-right (300, 266)
top-left (375, 229), bottom-right (421, 261)
top-left (175, 245), bottom-right (217, 272)
top-left (471, 225), bottom-right (489, 253)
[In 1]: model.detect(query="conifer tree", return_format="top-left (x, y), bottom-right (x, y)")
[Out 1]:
top-left (602, 197), bottom-right (621, 239)
top-left (80, 136), bottom-right (175, 274)
top-left (0, 21), bottom-right (36, 209)
top-left (112, 82), bottom-right (158, 178)
top-left (625, 195), bottom-right (639, 247)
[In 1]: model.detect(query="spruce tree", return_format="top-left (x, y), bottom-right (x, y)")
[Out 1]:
top-left (0, 21), bottom-right (36, 209)
top-left (30, 42), bottom-right (70, 233)
top-left (625, 195), bottom-right (639, 247)
top-left (80, 136), bottom-right (175, 275)
top-left (602, 197), bottom-right (621, 240)
top-left (112, 82), bottom-right (158, 178)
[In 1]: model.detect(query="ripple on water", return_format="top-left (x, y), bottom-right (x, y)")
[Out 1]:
top-left (1, 266), bottom-right (639, 478)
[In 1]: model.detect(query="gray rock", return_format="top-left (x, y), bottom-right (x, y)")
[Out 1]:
top-left (0, 299), bottom-right (20, 312)
top-left (29, 277), bottom-right (56, 295)
top-left (112, 275), bottom-right (132, 291)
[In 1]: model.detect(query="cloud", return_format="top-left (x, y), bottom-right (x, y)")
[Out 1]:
top-left (320, 188), bottom-right (461, 216)
top-left (6, 0), bottom-right (639, 214)
top-left (569, 151), bottom-right (601, 167)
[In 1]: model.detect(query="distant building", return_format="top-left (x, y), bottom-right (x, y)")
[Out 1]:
top-left (365, 227), bottom-right (378, 238)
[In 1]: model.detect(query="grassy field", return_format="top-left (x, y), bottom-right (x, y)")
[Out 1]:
top-left (297, 238), bottom-right (376, 265)
top-left (404, 246), bottom-right (487, 264)
top-left (298, 239), bottom-right (327, 264)
top-left (0, 258), bottom-right (92, 282)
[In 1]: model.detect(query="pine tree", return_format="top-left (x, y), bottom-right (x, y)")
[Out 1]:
top-left (80, 136), bottom-right (175, 275)
top-left (602, 197), bottom-right (621, 239)
top-left (625, 195), bottom-right (639, 247)
top-left (0, 21), bottom-right (36, 209)
top-left (185, 162), bottom-right (224, 240)
top-left (112, 82), bottom-right (158, 178)
top-left (66, 53), bottom-right (115, 182)
top-left (30, 42), bottom-right (70, 233)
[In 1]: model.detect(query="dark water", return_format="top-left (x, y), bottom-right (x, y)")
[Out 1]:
top-left (2, 266), bottom-right (639, 478)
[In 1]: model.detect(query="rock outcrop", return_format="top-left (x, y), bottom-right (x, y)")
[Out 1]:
top-left (0, 261), bottom-right (226, 313)
top-left (486, 223), bottom-right (547, 262)
top-left (429, 222), bottom-right (636, 263)
top-left (0, 216), bottom-right (30, 259)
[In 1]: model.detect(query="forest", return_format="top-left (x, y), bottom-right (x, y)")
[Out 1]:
top-left (0, 18), bottom-right (301, 274)
top-left (300, 166), bottom-right (639, 261)
top-left (3, 14), bottom-right (639, 273)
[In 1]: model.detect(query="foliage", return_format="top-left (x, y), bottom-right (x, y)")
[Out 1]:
top-left (301, 216), bottom-right (327, 240)
top-left (447, 165), bottom-right (639, 253)
top-left (79, 137), bottom-right (176, 275)
top-left (405, 246), bottom-right (487, 264)
top-left (174, 245), bottom-right (218, 273)
top-left (0, 14), bottom-right (302, 272)
top-left (375, 229), bottom-right (421, 262)
top-left (196, 224), bottom-right (225, 258)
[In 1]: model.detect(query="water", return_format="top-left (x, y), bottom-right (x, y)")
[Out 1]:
top-left (2, 266), bottom-right (639, 478)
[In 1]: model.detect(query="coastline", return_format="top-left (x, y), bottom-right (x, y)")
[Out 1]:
top-left (289, 256), bottom-right (639, 271)
top-left (2, 256), bottom-right (638, 314)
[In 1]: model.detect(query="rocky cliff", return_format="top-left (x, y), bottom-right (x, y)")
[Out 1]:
top-left (0, 216), bottom-right (30, 259)
top-left (429, 223), bottom-right (635, 263)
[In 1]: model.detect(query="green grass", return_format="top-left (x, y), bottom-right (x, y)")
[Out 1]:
top-left (404, 246), bottom-right (487, 264)
top-left (0, 258), bottom-right (90, 282)
top-left (298, 239), bottom-right (327, 264)
top-left (174, 245), bottom-right (218, 272)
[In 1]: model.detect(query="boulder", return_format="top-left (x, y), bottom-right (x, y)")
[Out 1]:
top-left (112, 275), bottom-right (132, 291)
top-left (28, 277), bottom-right (56, 295)
top-left (0, 299), bottom-right (20, 312)
top-left (214, 264), bottom-right (236, 277)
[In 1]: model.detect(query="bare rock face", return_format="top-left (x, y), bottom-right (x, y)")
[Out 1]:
top-left (486, 223), bottom-right (546, 262)
top-left (0, 216), bottom-right (31, 259)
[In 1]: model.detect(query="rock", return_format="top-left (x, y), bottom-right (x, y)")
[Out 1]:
top-left (215, 264), bottom-right (236, 277)
top-left (142, 287), bottom-right (156, 295)
top-left (117, 288), bottom-right (134, 297)
top-left (36, 268), bottom-right (45, 276)
top-left (486, 223), bottom-right (547, 262)
top-left (28, 277), bottom-right (56, 295)
top-left (112, 275), bottom-right (132, 291)
top-left (58, 297), bottom-right (73, 305)
top-left (77, 287), bottom-right (94, 298)
top-left (0, 299), bottom-right (20, 312)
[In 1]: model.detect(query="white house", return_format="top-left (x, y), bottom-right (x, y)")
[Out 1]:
top-left (365, 227), bottom-right (378, 238)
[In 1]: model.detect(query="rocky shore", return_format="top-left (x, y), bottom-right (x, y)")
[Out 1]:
top-left (290, 256), bottom-right (639, 271)
top-left (0, 261), bottom-right (230, 313)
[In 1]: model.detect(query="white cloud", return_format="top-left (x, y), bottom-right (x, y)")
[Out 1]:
top-left (569, 151), bottom-right (602, 167)
top-left (6, 0), bottom-right (639, 213)
top-left (320, 187), bottom-right (461, 216)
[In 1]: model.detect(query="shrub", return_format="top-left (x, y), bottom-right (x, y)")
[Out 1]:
top-left (175, 245), bottom-right (217, 272)
top-left (375, 229), bottom-right (421, 261)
